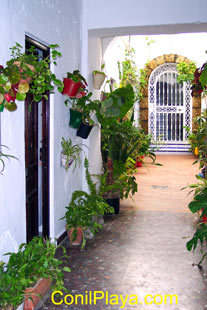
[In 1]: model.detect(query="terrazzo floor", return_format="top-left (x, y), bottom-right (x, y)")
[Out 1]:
top-left (39, 155), bottom-right (207, 310)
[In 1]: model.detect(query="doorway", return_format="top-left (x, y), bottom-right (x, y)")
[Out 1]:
top-left (25, 36), bottom-right (50, 243)
top-left (148, 63), bottom-right (192, 153)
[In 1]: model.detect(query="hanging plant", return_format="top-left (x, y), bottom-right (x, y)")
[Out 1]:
top-left (0, 42), bottom-right (64, 112)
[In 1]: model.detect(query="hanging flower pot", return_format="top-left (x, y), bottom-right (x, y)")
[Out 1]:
top-left (69, 108), bottom-right (83, 129)
top-left (13, 61), bottom-right (35, 84)
top-left (92, 72), bottom-right (106, 90)
top-left (60, 152), bottom-right (74, 170)
top-left (62, 78), bottom-right (82, 97)
top-left (76, 122), bottom-right (93, 139)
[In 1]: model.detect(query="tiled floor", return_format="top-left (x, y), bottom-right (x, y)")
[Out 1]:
top-left (39, 155), bottom-right (207, 310)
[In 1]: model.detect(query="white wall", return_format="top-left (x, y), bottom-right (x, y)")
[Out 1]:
top-left (0, 0), bottom-right (83, 261)
top-left (84, 0), bottom-right (207, 36)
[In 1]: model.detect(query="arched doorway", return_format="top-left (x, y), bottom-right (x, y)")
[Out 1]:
top-left (148, 63), bottom-right (192, 152)
top-left (139, 54), bottom-right (201, 153)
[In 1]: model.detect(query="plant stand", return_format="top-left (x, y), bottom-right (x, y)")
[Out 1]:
top-left (24, 278), bottom-right (52, 310)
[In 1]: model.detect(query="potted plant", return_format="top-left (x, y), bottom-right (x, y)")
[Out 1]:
top-left (0, 237), bottom-right (70, 310)
top-left (61, 158), bottom-right (113, 247)
top-left (76, 97), bottom-right (96, 139)
top-left (64, 91), bottom-right (92, 129)
top-left (60, 137), bottom-right (85, 172)
top-left (94, 84), bottom-right (138, 213)
top-left (62, 70), bottom-right (87, 97)
top-left (0, 42), bottom-right (64, 112)
top-left (92, 64), bottom-right (106, 90)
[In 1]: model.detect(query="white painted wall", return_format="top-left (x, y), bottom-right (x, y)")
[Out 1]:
top-left (85, 0), bottom-right (207, 36)
top-left (0, 0), bottom-right (83, 261)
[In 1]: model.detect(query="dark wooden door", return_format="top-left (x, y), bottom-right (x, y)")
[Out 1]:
top-left (25, 36), bottom-right (50, 243)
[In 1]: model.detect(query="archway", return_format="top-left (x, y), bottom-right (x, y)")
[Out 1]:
top-left (139, 54), bottom-right (201, 145)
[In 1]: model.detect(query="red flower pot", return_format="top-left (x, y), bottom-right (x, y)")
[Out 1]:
top-left (62, 78), bottom-right (82, 97)
top-left (136, 156), bottom-right (144, 167)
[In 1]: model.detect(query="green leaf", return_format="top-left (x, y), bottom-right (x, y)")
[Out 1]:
top-left (63, 267), bottom-right (71, 272)
top-left (0, 74), bottom-right (9, 84)
top-left (200, 64), bottom-right (207, 89)
top-left (16, 92), bottom-right (26, 101)
top-left (34, 95), bottom-right (42, 102)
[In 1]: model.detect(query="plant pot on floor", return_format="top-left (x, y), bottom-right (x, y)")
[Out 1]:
top-left (69, 108), bottom-right (83, 129)
top-left (24, 277), bottom-right (52, 310)
top-left (62, 78), bottom-right (82, 97)
top-left (67, 227), bottom-right (83, 246)
top-left (76, 123), bottom-right (93, 139)
top-left (92, 72), bottom-right (106, 90)
top-left (136, 155), bottom-right (144, 167)
top-left (104, 192), bottom-right (120, 215)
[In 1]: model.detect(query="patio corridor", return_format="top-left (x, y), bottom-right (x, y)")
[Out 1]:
top-left (41, 155), bottom-right (207, 310)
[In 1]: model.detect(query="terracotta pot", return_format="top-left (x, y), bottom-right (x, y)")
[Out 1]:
top-left (67, 227), bottom-right (83, 246)
top-left (14, 61), bottom-right (35, 84)
top-left (62, 78), bottom-right (82, 97)
top-left (24, 277), bottom-right (52, 310)
top-left (92, 72), bottom-right (106, 90)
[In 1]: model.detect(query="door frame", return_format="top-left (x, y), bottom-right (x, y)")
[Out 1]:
top-left (25, 35), bottom-right (50, 242)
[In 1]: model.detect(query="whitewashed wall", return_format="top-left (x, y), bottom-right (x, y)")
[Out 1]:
top-left (0, 0), bottom-right (83, 261)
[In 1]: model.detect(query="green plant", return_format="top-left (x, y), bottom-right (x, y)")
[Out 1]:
top-left (0, 237), bottom-right (70, 310)
top-left (92, 63), bottom-right (105, 76)
top-left (64, 92), bottom-right (95, 125)
top-left (66, 70), bottom-right (87, 87)
top-left (176, 61), bottom-right (197, 84)
top-left (0, 42), bottom-right (64, 111)
top-left (0, 145), bottom-right (17, 174)
top-left (61, 137), bottom-right (85, 172)
top-left (183, 176), bottom-right (207, 265)
top-left (61, 158), bottom-right (113, 248)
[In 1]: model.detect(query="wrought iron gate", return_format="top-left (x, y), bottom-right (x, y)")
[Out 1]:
top-left (148, 63), bottom-right (192, 153)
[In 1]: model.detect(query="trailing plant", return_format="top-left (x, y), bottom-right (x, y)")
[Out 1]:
top-left (92, 64), bottom-right (105, 76)
top-left (0, 42), bottom-right (64, 111)
top-left (61, 158), bottom-right (113, 248)
top-left (61, 137), bottom-right (85, 172)
top-left (0, 237), bottom-right (70, 310)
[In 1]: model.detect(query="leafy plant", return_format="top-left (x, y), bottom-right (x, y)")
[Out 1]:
top-left (92, 63), bottom-right (105, 76)
top-left (0, 42), bottom-right (64, 111)
top-left (61, 158), bottom-right (113, 247)
top-left (61, 137), bottom-right (85, 172)
top-left (0, 237), bottom-right (70, 310)
top-left (66, 70), bottom-right (87, 87)
top-left (0, 145), bottom-right (17, 174)
top-left (176, 61), bottom-right (197, 84)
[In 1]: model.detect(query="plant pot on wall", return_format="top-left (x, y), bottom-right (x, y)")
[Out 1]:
top-left (77, 123), bottom-right (93, 139)
top-left (60, 152), bottom-right (74, 170)
top-left (62, 78), bottom-right (82, 97)
top-left (92, 72), bottom-right (106, 90)
top-left (69, 108), bottom-right (83, 129)
top-left (24, 277), bottom-right (52, 310)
